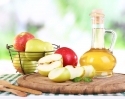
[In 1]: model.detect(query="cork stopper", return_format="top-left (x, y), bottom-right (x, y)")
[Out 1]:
top-left (90, 9), bottom-right (104, 24)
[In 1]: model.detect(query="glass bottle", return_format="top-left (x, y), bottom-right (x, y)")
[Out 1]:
top-left (79, 9), bottom-right (117, 78)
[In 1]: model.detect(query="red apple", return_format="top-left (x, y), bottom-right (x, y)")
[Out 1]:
top-left (55, 47), bottom-right (78, 67)
top-left (13, 32), bottom-right (35, 51)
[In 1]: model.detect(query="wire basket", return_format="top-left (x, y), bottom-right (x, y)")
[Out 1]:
top-left (6, 44), bottom-right (60, 75)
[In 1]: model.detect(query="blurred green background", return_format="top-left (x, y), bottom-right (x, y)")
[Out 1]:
top-left (0, 0), bottom-right (125, 60)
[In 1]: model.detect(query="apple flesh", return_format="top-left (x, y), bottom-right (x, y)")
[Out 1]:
top-left (13, 32), bottom-right (35, 51)
top-left (13, 53), bottom-right (37, 74)
top-left (37, 54), bottom-right (63, 76)
top-left (55, 47), bottom-right (78, 67)
top-left (65, 65), bottom-right (85, 79)
top-left (81, 65), bottom-right (96, 78)
top-left (38, 53), bottom-right (63, 64)
top-left (48, 67), bottom-right (70, 82)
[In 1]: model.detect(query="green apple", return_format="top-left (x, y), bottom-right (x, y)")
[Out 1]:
top-left (37, 54), bottom-right (63, 76)
top-left (25, 38), bottom-right (46, 61)
top-left (65, 65), bottom-right (85, 79)
top-left (48, 67), bottom-right (70, 82)
top-left (44, 42), bottom-right (54, 51)
top-left (13, 52), bottom-right (37, 74)
top-left (81, 65), bottom-right (96, 78)
top-left (25, 39), bottom-right (54, 61)
top-left (44, 41), bottom-right (54, 56)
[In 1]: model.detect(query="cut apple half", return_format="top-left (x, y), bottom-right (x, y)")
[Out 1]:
top-left (48, 67), bottom-right (70, 82)
top-left (38, 54), bottom-right (62, 64)
top-left (65, 65), bottom-right (85, 79)
top-left (37, 54), bottom-right (63, 76)
top-left (82, 65), bottom-right (96, 78)
top-left (37, 61), bottom-right (63, 76)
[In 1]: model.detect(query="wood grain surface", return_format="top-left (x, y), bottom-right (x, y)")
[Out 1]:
top-left (17, 73), bottom-right (125, 94)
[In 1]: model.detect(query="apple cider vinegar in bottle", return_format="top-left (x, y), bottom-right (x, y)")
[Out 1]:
top-left (79, 9), bottom-right (117, 78)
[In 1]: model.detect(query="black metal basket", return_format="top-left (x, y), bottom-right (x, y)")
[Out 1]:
top-left (6, 44), bottom-right (60, 75)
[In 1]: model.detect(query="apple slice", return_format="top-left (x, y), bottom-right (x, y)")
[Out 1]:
top-left (37, 54), bottom-right (63, 76)
top-left (81, 65), bottom-right (96, 78)
top-left (65, 65), bottom-right (85, 80)
top-left (48, 67), bottom-right (70, 82)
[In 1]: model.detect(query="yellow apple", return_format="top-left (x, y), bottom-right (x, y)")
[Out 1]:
top-left (13, 52), bottom-right (37, 74)
top-left (44, 42), bottom-right (54, 51)
top-left (44, 41), bottom-right (54, 55)
top-left (25, 38), bottom-right (45, 61)
top-left (48, 67), bottom-right (70, 82)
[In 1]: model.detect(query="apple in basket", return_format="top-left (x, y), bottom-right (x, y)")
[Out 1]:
top-left (25, 38), bottom-right (54, 61)
top-left (13, 32), bottom-right (35, 51)
top-left (13, 52), bottom-right (37, 74)
top-left (37, 54), bottom-right (63, 76)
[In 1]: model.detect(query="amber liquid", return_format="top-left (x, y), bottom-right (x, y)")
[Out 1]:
top-left (79, 48), bottom-right (116, 78)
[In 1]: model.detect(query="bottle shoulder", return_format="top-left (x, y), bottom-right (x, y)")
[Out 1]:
top-left (82, 48), bottom-right (116, 58)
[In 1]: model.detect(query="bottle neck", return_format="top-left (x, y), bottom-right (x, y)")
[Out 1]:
top-left (91, 18), bottom-right (105, 49)
top-left (90, 9), bottom-right (105, 49)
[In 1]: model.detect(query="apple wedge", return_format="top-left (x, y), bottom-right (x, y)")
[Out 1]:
top-left (65, 65), bottom-right (85, 80)
top-left (37, 54), bottom-right (63, 76)
top-left (48, 67), bottom-right (70, 82)
top-left (81, 65), bottom-right (96, 78)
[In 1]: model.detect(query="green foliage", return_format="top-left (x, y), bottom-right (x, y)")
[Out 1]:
top-left (72, 77), bottom-right (92, 82)
top-left (55, 0), bottom-right (119, 30)
top-left (55, 0), bottom-right (125, 49)
top-left (1, 0), bottom-right (125, 60)
top-left (0, 31), bottom-right (15, 59)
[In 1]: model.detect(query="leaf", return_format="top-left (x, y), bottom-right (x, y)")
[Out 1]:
top-left (83, 77), bottom-right (93, 82)
top-left (72, 77), bottom-right (83, 82)
top-left (72, 77), bottom-right (92, 82)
